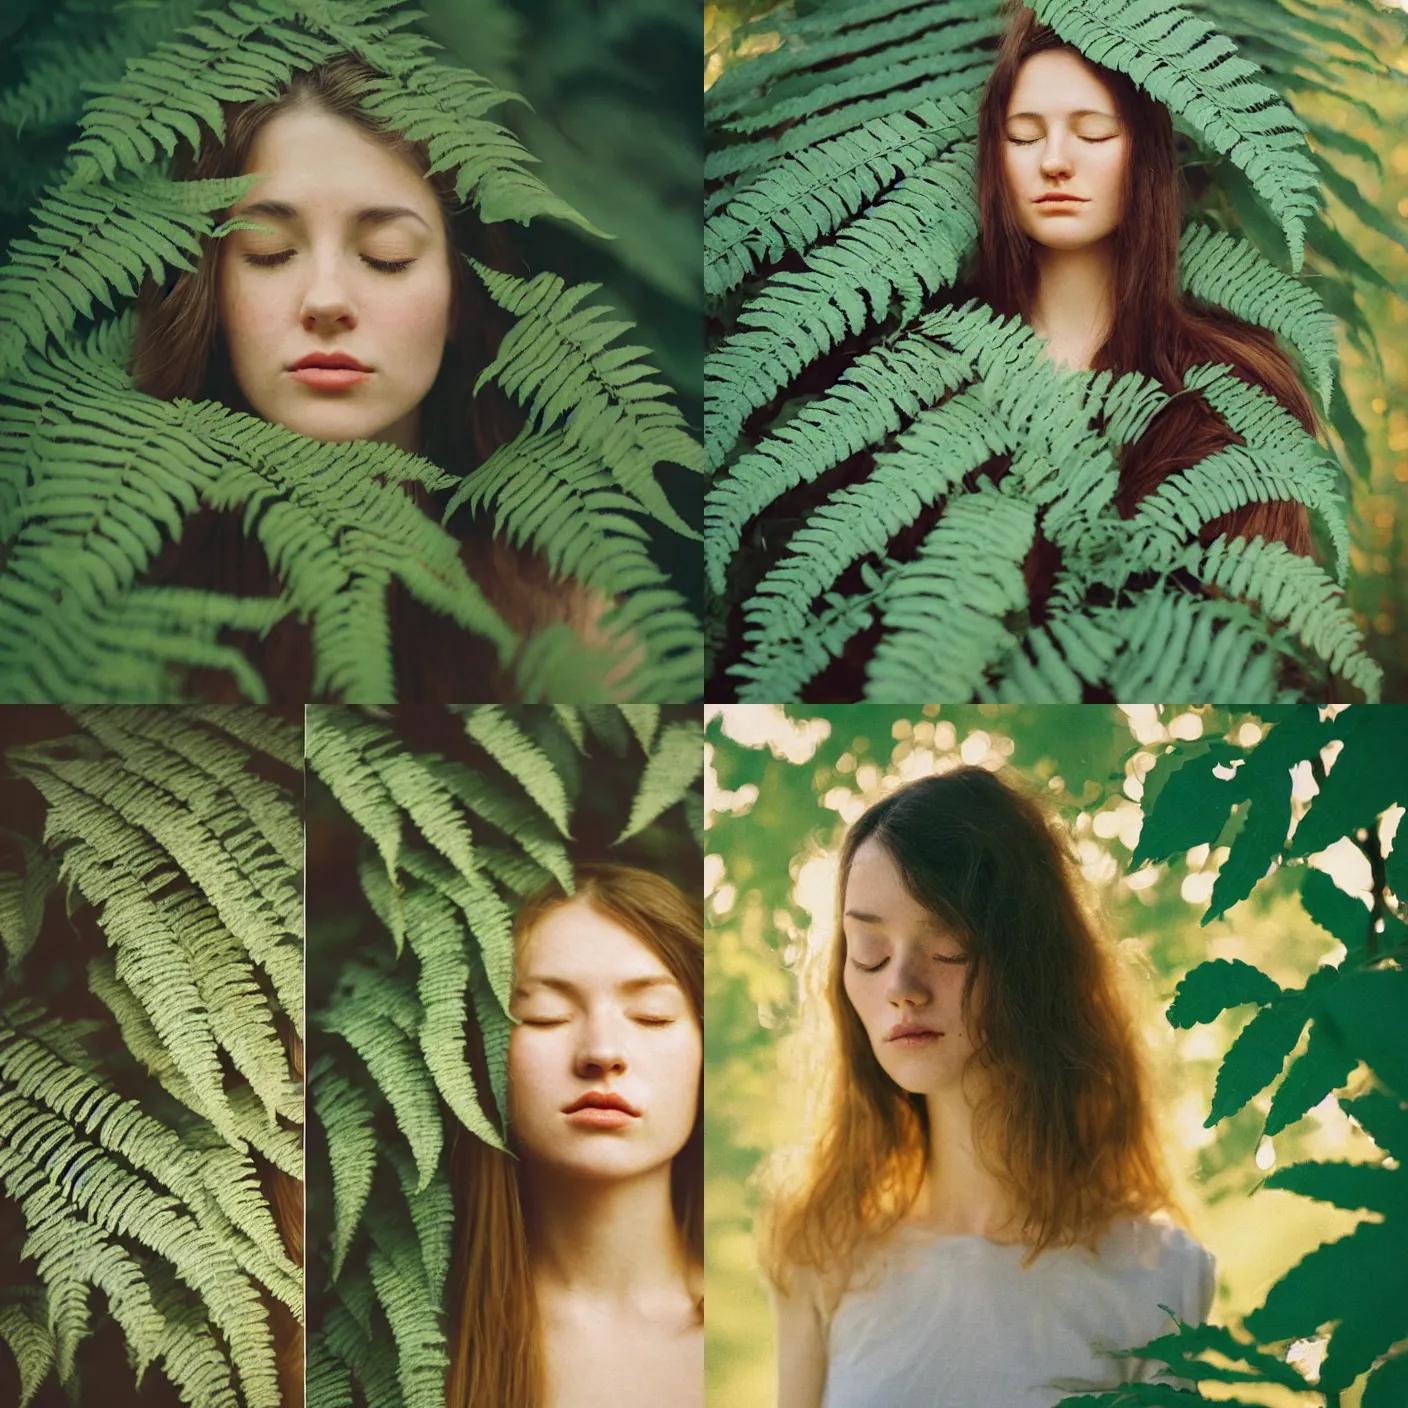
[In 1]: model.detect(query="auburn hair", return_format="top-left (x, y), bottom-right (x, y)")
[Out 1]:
top-left (130, 53), bottom-right (599, 701)
top-left (444, 864), bottom-right (703, 1408)
top-left (761, 767), bottom-right (1174, 1290)
top-left (975, 3), bottom-right (1316, 559)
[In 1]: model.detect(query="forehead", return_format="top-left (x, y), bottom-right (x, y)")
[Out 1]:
top-left (844, 838), bottom-right (943, 928)
top-left (517, 899), bottom-right (676, 986)
top-left (1007, 49), bottom-right (1118, 116)
top-left (237, 104), bottom-right (439, 219)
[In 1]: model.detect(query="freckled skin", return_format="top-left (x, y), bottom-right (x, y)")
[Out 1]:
top-left (841, 839), bottom-right (978, 1096)
top-left (508, 900), bottom-right (701, 1182)
top-left (217, 105), bottom-right (455, 451)
top-left (1001, 50), bottom-right (1131, 255)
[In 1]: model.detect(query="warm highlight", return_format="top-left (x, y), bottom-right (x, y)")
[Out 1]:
top-left (975, 3), bottom-right (1317, 565)
top-left (761, 767), bottom-right (1174, 1291)
top-left (444, 864), bottom-right (703, 1408)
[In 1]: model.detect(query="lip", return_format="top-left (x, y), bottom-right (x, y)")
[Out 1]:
top-left (886, 1024), bottom-right (942, 1045)
top-left (563, 1091), bottom-right (640, 1116)
top-left (288, 353), bottom-right (371, 391)
top-left (563, 1092), bottom-right (640, 1131)
top-left (1035, 194), bottom-right (1088, 206)
top-left (289, 353), bottom-right (370, 372)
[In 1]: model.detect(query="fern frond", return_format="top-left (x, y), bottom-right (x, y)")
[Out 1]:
top-left (864, 487), bottom-right (1037, 700)
top-left (704, 312), bottom-right (981, 590)
top-left (705, 90), bottom-right (978, 297)
top-left (705, 143), bottom-right (978, 471)
top-left (617, 720), bottom-right (705, 842)
top-left (363, 1199), bottom-right (447, 1408)
top-left (311, 1056), bottom-right (378, 1282)
top-left (0, 0), bottom-right (204, 135)
top-left (318, 965), bottom-right (442, 1192)
top-left (739, 384), bottom-right (1011, 664)
top-left (0, 835), bottom-right (59, 972)
top-left (1193, 535), bottom-right (1382, 698)
top-left (401, 882), bottom-right (505, 1152)
top-left (0, 1301), bottom-right (55, 1408)
top-left (472, 262), bottom-right (702, 537)
top-left (1030, 0), bottom-right (1321, 269)
top-left (1179, 225), bottom-right (1337, 412)
top-left (64, 0), bottom-right (340, 186)
top-left (461, 705), bottom-right (572, 837)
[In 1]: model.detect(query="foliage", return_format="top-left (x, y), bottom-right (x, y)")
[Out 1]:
top-left (704, 703), bottom-right (1401, 1407)
top-left (1057, 704), bottom-right (1408, 1404)
top-left (305, 703), bottom-right (703, 1408)
top-left (0, 705), bottom-right (303, 1408)
top-left (705, 0), bottom-right (1407, 702)
top-left (0, 0), bottom-right (703, 703)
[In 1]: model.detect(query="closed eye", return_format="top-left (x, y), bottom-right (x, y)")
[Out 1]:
top-left (1004, 135), bottom-right (1116, 145)
top-left (519, 1017), bottom-right (570, 1027)
top-left (849, 957), bottom-right (888, 973)
top-left (242, 251), bottom-right (416, 273)
top-left (632, 1016), bottom-right (677, 1027)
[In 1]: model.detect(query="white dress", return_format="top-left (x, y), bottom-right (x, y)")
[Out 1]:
top-left (821, 1216), bottom-right (1215, 1408)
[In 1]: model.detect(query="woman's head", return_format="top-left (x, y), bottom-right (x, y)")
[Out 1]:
top-left (447, 864), bottom-right (702, 1408)
top-left (978, 6), bottom-right (1180, 324)
top-left (508, 866), bottom-right (704, 1195)
top-left (217, 101), bottom-right (456, 449)
top-left (133, 54), bottom-right (496, 469)
top-left (763, 766), bottom-right (1173, 1285)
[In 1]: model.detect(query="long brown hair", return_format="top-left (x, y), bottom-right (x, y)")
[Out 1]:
top-left (445, 864), bottom-right (703, 1408)
top-left (131, 54), bottom-right (597, 701)
top-left (975, 4), bottom-right (1316, 555)
top-left (762, 767), bottom-right (1173, 1290)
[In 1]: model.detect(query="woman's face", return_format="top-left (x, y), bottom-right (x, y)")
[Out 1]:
top-left (218, 104), bottom-right (454, 452)
top-left (841, 838), bottom-right (978, 1096)
top-left (1001, 49), bottom-right (1130, 253)
top-left (508, 899), bottom-right (701, 1183)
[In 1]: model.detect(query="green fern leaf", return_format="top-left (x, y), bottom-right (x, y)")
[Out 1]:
top-left (311, 1056), bottom-right (378, 1282)
top-left (0, 1301), bottom-right (55, 1408)
top-left (472, 262), bottom-right (702, 537)
top-left (461, 704), bottom-right (572, 837)
top-left (617, 719), bottom-right (704, 843)
top-left (1179, 225), bottom-right (1337, 412)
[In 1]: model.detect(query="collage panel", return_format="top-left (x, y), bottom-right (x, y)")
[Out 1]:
top-left (705, 703), bottom-right (1407, 1407)
top-left (0, 706), bottom-right (305, 1408)
top-left (305, 705), bottom-right (705, 1408)
top-left (703, 0), bottom-right (1408, 705)
top-left (0, 0), bottom-right (703, 707)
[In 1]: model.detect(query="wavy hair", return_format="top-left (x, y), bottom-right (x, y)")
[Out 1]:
top-left (975, 4), bottom-right (1316, 572)
top-left (761, 766), bottom-right (1174, 1290)
top-left (445, 864), bottom-right (703, 1408)
top-left (131, 53), bottom-right (597, 701)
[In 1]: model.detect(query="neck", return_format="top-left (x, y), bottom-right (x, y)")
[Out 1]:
top-left (520, 1160), bottom-right (693, 1310)
top-left (915, 1080), bottom-right (1021, 1242)
top-left (1028, 238), bottom-right (1117, 369)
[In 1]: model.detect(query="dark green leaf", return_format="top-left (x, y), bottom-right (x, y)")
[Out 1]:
top-left (1300, 868), bottom-right (1374, 954)
top-left (1264, 1018), bottom-right (1357, 1135)
top-left (1207, 999), bottom-right (1308, 1126)
top-left (1318, 968), bottom-right (1408, 1097)
top-left (1131, 742), bottom-right (1243, 868)
top-left (1167, 959), bottom-right (1282, 1029)
top-left (1264, 1159), bottom-right (1407, 1218)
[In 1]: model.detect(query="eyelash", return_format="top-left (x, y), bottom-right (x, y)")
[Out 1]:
top-left (1006, 135), bottom-right (1115, 146)
top-left (849, 955), bottom-right (967, 973)
top-left (519, 1015), bottom-right (677, 1027)
top-left (242, 251), bottom-right (416, 274)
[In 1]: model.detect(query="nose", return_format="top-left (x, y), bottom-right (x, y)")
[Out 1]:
top-left (885, 949), bottom-right (931, 1009)
top-left (574, 1010), bottom-right (628, 1079)
top-left (1039, 131), bottom-right (1075, 180)
top-left (299, 254), bottom-right (358, 332)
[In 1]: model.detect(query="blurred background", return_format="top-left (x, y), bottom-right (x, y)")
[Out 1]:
top-left (706, 0), bottom-right (1408, 700)
top-left (704, 703), bottom-right (1388, 1407)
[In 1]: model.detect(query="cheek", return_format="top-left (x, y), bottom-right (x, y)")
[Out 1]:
top-left (507, 1031), bottom-right (560, 1116)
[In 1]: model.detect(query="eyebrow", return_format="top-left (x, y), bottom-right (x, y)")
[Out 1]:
top-left (1006, 109), bottom-right (1117, 121)
top-left (233, 200), bottom-right (431, 230)
top-left (513, 976), bottom-right (682, 998)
